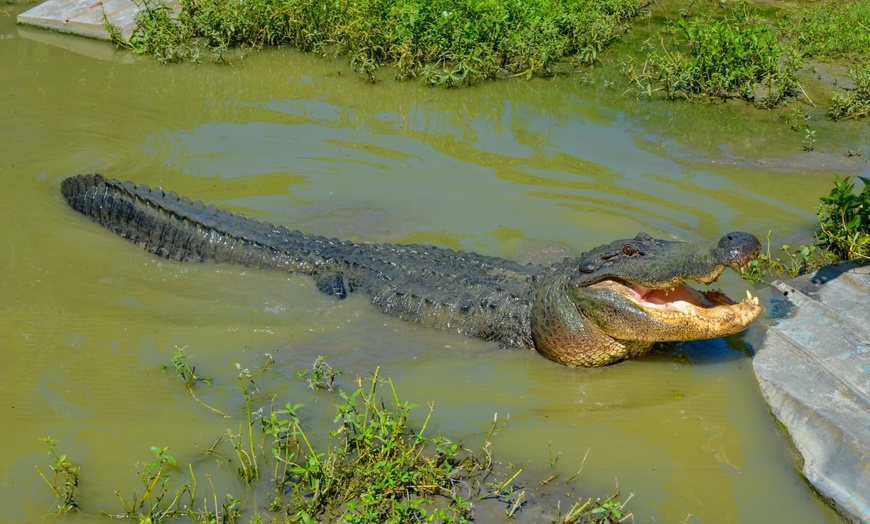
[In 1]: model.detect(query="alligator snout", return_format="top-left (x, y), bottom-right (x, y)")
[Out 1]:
top-left (718, 231), bottom-right (762, 267)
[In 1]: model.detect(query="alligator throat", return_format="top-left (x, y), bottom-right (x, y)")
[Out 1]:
top-left (61, 174), bottom-right (762, 367)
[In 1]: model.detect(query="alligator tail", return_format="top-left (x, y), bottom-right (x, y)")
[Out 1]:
top-left (60, 174), bottom-right (317, 272)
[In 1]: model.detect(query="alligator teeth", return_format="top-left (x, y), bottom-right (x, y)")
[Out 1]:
top-left (742, 290), bottom-right (759, 306)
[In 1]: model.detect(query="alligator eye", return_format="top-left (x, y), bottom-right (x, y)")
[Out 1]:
top-left (622, 245), bottom-right (637, 256)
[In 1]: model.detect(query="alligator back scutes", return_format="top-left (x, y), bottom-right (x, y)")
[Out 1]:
top-left (61, 174), bottom-right (325, 272)
top-left (61, 174), bottom-right (541, 349)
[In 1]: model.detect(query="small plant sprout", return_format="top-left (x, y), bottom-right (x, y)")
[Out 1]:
top-left (162, 346), bottom-right (228, 417)
top-left (35, 437), bottom-right (80, 514)
top-left (803, 127), bottom-right (817, 151)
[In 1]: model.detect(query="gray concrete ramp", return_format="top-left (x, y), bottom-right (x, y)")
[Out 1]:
top-left (754, 261), bottom-right (870, 523)
top-left (17, 0), bottom-right (179, 41)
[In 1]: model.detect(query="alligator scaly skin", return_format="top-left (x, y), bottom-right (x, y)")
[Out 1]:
top-left (61, 174), bottom-right (541, 349)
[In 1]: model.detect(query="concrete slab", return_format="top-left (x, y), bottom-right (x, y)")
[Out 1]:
top-left (17, 0), bottom-right (179, 41)
top-left (754, 261), bottom-right (870, 524)
top-left (17, 24), bottom-right (134, 62)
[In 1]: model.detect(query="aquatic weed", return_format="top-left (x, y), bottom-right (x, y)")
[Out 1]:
top-left (280, 367), bottom-right (486, 521)
top-left (161, 345), bottom-right (229, 417)
top-left (107, 446), bottom-right (242, 523)
top-left (740, 231), bottom-right (832, 284)
top-left (742, 176), bottom-right (870, 284)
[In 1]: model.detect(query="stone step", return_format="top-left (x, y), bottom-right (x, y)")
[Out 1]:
top-left (17, 0), bottom-right (180, 41)
top-left (754, 261), bottom-right (870, 523)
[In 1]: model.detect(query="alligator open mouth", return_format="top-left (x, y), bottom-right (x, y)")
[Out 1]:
top-left (532, 266), bottom-right (763, 367)
top-left (591, 278), bottom-right (759, 312)
top-left (631, 282), bottom-right (759, 313)
top-left (587, 275), bottom-right (762, 342)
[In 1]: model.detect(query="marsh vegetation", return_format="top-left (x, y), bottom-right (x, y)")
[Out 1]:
top-left (112, 0), bottom-right (870, 120)
top-left (113, 0), bottom-right (644, 85)
top-left (37, 354), bottom-right (633, 523)
top-left (742, 175), bottom-right (870, 283)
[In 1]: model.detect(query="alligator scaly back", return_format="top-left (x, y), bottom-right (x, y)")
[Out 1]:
top-left (61, 174), bottom-right (540, 349)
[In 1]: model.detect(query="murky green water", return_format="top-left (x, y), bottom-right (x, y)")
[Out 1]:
top-left (2, 3), bottom-right (868, 522)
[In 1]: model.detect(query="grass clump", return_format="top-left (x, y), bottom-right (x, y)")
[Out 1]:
top-left (114, 0), bottom-right (644, 84)
top-left (274, 368), bottom-right (484, 522)
top-left (109, 1), bottom-right (194, 63)
top-left (626, 5), bottom-right (798, 107)
top-left (829, 63), bottom-right (870, 121)
top-left (817, 175), bottom-right (870, 261)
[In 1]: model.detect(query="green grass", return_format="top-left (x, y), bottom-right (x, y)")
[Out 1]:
top-left (778, 1), bottom-right (870, 120)
top-left (114, 0), bottom-right (644, 84)
top-left (111, 0), bottom-right (870, 119)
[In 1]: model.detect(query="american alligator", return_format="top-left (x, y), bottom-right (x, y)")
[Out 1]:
top-left (61, 174), bottom-right (762, 367)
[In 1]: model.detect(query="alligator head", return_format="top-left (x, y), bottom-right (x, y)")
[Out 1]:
top-left (531, 232), bottom-right (762, 367)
